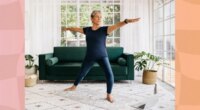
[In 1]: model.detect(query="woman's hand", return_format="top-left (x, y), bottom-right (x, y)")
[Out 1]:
top-left (61, 26), bottom-right (84, 34)
top-left (127, 18), bottom-right (140, 23)
top-left (61, 26), bottom-right (68, 31)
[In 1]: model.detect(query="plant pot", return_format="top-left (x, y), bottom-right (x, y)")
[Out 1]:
top-left (25, 73), bottom-right (38, 87)
top-left (25, 66), bottom-right (37, 74)
top-left (142, 70), bottom-right (157, 84)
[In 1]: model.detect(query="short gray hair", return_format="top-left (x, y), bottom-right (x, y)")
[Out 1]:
top-left (91, 10), bottom-right (101, 18)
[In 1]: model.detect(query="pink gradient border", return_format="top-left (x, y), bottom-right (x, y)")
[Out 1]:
top-left (0, 0), bottom-right (24, 110)
top-left (1, 0), bottom-right (200, 109)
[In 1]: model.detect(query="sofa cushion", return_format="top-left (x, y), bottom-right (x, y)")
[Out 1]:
top-left (117, 57), bottom-right (127, 66)
top-left (89, 63), bottom-right (127, 76)
top-left (46, 57), bottom-right (59, 66)
top-left (54, 62), bottom-right (82, 67)
top-left (107, 47), bottom-right (123, 63)
top-left (46, 62), bottom-right (127, 76)
top-left (53, 47), bottom-right (123, 63)
top-left (53, 47), bottom-right (86, 62)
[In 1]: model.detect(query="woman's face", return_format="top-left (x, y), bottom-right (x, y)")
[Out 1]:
top-left (91, 12), bottom-right (102, 25)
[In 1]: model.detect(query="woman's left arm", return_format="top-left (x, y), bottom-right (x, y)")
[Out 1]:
top-left (107, 18), bottom-right (140, 35)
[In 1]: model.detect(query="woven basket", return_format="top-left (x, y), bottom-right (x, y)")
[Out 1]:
top-left (25, 74), bottom-right (38, 87)
top-left (142, 70), bottom-right (157, 85)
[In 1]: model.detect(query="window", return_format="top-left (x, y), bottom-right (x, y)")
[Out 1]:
top-left (61, 0), bottom-right (121, 47)
top-left (153, 0), bottom-right (175, 86)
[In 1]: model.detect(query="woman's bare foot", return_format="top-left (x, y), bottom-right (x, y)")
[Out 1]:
top-left (106, 94), bottom-right (114, 103)
top-left (64, 85), bottom-right (77, 91)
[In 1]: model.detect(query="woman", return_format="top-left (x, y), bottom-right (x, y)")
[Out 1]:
top-left (62, 10), bottom-right (140, 103)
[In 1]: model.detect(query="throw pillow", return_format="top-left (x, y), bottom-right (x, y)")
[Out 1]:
top-left (46, 57), bottom-right (59, 66)
top-left (117, 57), bottom-right (127, 66)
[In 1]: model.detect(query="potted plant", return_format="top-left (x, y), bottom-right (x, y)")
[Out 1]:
top-left (134, 51), bottom-right (168, 84)
top-left (25, 54), bottom-right (39, 87)
top-left (25, 54), bottom-right (38, 74)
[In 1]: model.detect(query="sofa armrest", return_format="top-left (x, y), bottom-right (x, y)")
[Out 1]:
top-left (39, 53), bottom-right (53, 79)
top-left (121, 53), bottom-right (134, 80)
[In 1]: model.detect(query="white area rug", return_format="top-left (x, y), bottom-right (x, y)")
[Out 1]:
top-left (25, 79), bottom-right (175, 110)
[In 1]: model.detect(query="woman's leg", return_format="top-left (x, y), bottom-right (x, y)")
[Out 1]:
top-left (64, 58), bottom-right (95, 91)
top-left (97, 57), bottom-right (114, 94)
top-left (73, 58), bottom-right (95, 86)
top-left (97, 57), bottom-right (114, 102)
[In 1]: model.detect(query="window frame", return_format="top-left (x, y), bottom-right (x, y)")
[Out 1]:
top-left (61, 0), bottom-right (121, 47)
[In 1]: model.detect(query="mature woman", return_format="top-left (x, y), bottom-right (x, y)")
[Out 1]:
top-left (62, 10), bottom-right (140, 103)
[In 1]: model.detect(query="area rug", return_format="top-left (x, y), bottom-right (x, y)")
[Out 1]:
top-left (25, 79), bottom-right (175, 110)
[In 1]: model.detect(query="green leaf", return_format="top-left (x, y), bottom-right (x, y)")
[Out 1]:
top-left (25, 54), bottom-right (33, 60)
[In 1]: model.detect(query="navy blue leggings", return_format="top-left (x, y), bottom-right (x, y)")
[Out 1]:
top-left (73, 57), bottom-right (114, 94)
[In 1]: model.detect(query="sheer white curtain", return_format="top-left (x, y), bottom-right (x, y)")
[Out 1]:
top-left (120, 0), bottom-right (153, 76)
top-left (120, 0), bottom-right (152, 53)
top-left (25, 0), bottom-right (61, 64)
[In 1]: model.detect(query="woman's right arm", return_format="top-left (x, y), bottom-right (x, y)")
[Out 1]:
top-left (62, 27), bottom-right (84, 34)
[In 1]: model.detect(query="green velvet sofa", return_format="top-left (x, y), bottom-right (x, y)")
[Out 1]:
top-left (39, 47), bottom-right (134, 81)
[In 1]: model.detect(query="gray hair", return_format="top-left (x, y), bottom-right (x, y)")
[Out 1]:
top-left (91, 10), bottom-right (101, 18)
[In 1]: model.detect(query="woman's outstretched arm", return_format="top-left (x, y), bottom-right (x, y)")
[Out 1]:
top-left (107, 18), bottom-right (140, 35)
top-left (62, 27), bottom-right (84, 34)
